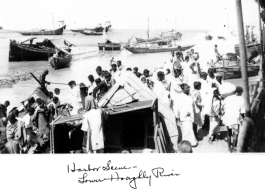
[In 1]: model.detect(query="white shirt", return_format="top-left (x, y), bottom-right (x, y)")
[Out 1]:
top-left (18, 113), bottom-right (33, 129)
top-left (199, 78), bottom-right (210, 106)
top-left (153, 80), bottom-right (170, 105)
top-left (111, 70), bottom-right (121, 82)
top-left (71, 86), bottom-right (82, 106)
top-left (179, 93), bottom-right (194, 122)
top-left (168, 75), bottom-right (184, 101)
top-left (81, 109), bottom-right (104, 151)
top-left (223, 95), bottom-right (245, 126)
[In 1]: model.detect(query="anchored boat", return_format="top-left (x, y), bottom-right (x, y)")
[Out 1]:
top-left (9, 37), bottom-right (74, 61)
top-left (49, 48), bottom-right (72, 70)
top-left (80, 30), bottom-right (103, 35)
top-left (18, 25), bottom-right (66, 36)
top-left (124, 43), bottom-right (194, 54)
top-left (98, 40), bottom-right (121, 51)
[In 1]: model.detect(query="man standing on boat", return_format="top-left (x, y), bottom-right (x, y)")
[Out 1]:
top-left (39, 69), bottom-right (50, 90)
top-left (214, 45), bottom-right (221, 63)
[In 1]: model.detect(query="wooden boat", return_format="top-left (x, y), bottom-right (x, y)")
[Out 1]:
top-left (218, 36), bottom-right (226, 40)
top-left (136, 32), bottom-right (182, 45)
top-left (136, 37), bottom-right (159, 43)
top-left (18, 25), bottom-right (66, 36)
top-left (98, 41), bottom-right (121, 51)
top-left (205, 34), bottom-right (213, 40)
top-left (49, 48), bottom-right (72, 70)
top-left (9, 37), bottom-right (74, 61)
top-left (9, 38), bottom-right (55, 61)
top-left (70, 28), bottom-right (87, 32)
top-left (80, 30), bottom-right (103, 35)
top-left (124, 43), bottom-right (195, 54)
top-left (135, 37), bottom-right (168, 45)
top-left (213, 64), bottom-right (259, 80)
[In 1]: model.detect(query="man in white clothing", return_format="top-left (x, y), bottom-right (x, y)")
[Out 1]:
top-left (68, 80), bottom-right (82, 115)
top-left (223, 86), bottom-right (245, 153)
top-left (81, 107), bottom-right (105, 153)
top-left (153, 71), bottom-right (170, 106)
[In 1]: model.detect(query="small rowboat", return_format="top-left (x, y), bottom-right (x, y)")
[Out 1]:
top-left (80, 30), bottom-right (103, 35)
top-left (98, 43), bottom-right (121, 51)
top-left (49, 48), bottom-right (72, 70)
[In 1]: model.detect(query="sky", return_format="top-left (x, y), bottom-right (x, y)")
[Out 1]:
top-left (0, 0), bottom-right (261, 31)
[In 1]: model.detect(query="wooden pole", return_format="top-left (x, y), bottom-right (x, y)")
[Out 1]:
top-left (235, 0), bottom-right (251, 117)
top-left (258, 0), bottom-right (264, 88)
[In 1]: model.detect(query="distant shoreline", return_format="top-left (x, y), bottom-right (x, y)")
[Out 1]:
top-left (0, 29), bottom-right (207, 34)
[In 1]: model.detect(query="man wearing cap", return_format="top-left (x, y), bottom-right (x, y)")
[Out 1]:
top-left (223, 86), bottom-right (245, 152)
top-left (39, 69), bottom-right (50, 89)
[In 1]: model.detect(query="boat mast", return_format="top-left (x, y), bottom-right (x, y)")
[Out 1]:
top-left (52, 13), bottom-right (55, 39)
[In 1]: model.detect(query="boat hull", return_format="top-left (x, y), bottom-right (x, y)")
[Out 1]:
top-left (49, 55), bottom-right (72, 70)
top-left (80, 31), bottom-right (103, 35)
top-left (70, 29), bottom-right (86, 32)
top-left (98, 43), bottom-right (121, 51)
top-left (214, 66), bottom-right (259, 80)
top-left (9, 40), bottom-right (55, 61)
top-left (218, 36), bottom-right (225, 40)
top-left (19, 25), bottom-right (66, 36)
top-left (124, 45), bottom-right (195, 54)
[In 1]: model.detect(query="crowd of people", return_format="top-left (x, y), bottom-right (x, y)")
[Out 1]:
top-left (0, 45), bottom-right (246, 154)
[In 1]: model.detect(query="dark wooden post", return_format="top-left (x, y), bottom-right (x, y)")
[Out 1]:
top-left (235, 0), bottom-right (251, 117)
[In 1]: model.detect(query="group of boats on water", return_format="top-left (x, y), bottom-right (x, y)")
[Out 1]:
top-left (7, 19), bottom-right (262, 79)
top-left (8, 20), bottom-right (192, 70)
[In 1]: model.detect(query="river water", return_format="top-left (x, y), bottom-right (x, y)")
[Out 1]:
top-left (0, 29), bottom-right (259, 110)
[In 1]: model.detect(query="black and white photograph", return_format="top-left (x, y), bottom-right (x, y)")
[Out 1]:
top-left (0, 0), bottom-right (265, 193)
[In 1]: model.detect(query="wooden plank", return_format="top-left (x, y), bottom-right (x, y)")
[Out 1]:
top-left (156, 136), bottom-right (163, 153)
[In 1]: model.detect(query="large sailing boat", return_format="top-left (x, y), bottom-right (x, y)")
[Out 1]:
top-left (135, 18), bottom-right (181, 45)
